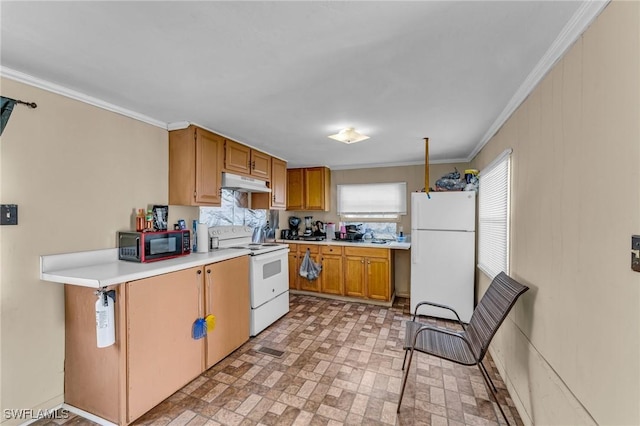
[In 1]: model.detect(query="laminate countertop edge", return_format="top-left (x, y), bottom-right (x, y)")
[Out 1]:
top-left (40, 248), bottom-right (252, 289)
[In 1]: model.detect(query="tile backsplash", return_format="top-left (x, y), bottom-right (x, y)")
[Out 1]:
top-left (199, 189), bottom-right (269, 229)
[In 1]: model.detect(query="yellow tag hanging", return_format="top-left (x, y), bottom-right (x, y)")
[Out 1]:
top-left (205, 314), bottom-right (216, 332)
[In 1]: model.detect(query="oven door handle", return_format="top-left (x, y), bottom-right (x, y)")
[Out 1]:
top-left (252, 248), bottom-right (290, 262)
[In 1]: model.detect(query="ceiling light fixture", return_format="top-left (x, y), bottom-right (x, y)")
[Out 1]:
top-left (328, 127), bottom-right (370, 144)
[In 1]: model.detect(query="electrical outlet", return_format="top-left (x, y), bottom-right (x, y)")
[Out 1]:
top-left (0, 204), bottom-right (18, 225)
top-left (632, 235), bottom-right (640, 272)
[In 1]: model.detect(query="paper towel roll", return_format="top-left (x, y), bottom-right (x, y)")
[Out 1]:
top-left (96, 292), bottom-right (115, 348)
top-left (196, 224), bottom-right (209, 253)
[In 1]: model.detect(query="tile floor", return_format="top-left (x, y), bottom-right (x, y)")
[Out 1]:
top-left (39, 295), bottom-right (523, 426)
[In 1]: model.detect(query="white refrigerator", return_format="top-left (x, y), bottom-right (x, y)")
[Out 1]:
top-left (410, 191), bottom-right (476, 323)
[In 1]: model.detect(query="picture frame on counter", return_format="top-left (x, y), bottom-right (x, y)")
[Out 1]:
top-left (152, 205), bottom-right (168, 231)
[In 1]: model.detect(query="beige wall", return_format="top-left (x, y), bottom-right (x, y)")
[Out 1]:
top-left (282, 162), bottom-right (470, 297)
top-left (0, 78), bottom-right (168, 424)
top-left (472, 2), bottom-right (640, 424)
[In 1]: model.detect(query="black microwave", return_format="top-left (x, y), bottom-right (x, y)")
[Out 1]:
top-left (118, 230), bottom-right (190, 263)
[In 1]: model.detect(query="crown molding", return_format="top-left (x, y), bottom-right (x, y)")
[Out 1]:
top-left (167, 121), bottom-right (191, 131)
top-left (0, 66), bottom-right (168, 129)
top-left (467, 0), bottom-right (610, 162)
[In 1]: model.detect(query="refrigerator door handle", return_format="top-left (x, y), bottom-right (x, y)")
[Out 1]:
top-left (411, 236), bottom-right (419, 264)
top-left (411, 197), bottom-right (419, 264)
top-left (411, 195), bottom-right (419, 229)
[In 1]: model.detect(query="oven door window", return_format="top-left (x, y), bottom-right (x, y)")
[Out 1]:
top-left (262, 259), bottom-right (281, 279)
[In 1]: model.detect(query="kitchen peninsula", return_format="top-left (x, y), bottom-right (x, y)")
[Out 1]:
top-left (41, 249), bottom-right (251, 425)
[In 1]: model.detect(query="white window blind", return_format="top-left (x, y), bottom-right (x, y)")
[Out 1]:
top-left (478, 149), bottom-right (512, 279)
top-left (337, 182), bottom-right (407, 219)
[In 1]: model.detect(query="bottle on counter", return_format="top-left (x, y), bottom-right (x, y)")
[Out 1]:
top-left (397, 226), bottom-right (406, 242)
top-left (136, 209), bottom-right (146, 232)
top-left (146, 210), bottom-right (154, 231)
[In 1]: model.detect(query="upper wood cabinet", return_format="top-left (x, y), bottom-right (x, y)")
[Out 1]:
top-left (287, 168), bottom-right (304, 210)
top-left (251, 150), bottom-right (271, 179)
top-left (169, 126), bottom-right (224, 206)
top-left (224, 139), bottom-right (271, 180)
top-left (252, 157), bottom-right (287, 210)
top-left (286, 166), bottom-right (330, 211)
top-left (271, 158), bottom-right (287, 209)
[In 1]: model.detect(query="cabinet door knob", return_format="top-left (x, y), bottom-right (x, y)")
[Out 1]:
top-left (197, 270), bottom-right (202, 275)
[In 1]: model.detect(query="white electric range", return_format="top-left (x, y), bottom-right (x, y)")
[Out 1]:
top-left (209, 225), bottom-right (290, 336)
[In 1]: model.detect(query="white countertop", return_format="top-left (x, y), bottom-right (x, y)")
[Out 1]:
top-left (276, 239), bottom-right (411, 250)
top-left (40, 248), bottom-right (252, 289)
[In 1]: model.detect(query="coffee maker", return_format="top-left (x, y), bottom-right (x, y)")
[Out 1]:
top-left (288, 216), bottom-right (301, 240)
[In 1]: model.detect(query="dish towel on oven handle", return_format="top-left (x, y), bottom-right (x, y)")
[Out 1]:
top-left (299, 248), bottom-right (322, 280)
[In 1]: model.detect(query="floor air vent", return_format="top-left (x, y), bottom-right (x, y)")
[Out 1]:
top-left (256, 347), bottom-right (285, 358)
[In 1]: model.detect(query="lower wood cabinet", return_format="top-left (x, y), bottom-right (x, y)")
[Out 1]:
top-left (344, 255), bottom-right (366, 298)
top-left (64, 257), bottom-right (250, 425)
top-left (64, 283), bottom-right (126, 423)
top-left (366, 257), bottom-right (392, 301)
top-left (297, 244), bottom-right (321, 292)
top-left (287, 243), bottom-right (394, 303)
top-left (127, 267), bottom-right (204, 421)
top-left (288, 251), bottom-right (299, 290)
top-left (320, 246), bottom-right (343, 295)
top-left (204, 256), bottom-right (250, 368)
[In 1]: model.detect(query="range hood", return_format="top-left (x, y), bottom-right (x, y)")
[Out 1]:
top-left (221, 172), bottom-right (271, 193)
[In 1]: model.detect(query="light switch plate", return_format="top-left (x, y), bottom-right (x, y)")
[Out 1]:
top-left (0, 204), bottom-right (18, 225)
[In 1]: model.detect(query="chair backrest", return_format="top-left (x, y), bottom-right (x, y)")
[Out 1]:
top-left (465, 272), bottom-right (529, 360)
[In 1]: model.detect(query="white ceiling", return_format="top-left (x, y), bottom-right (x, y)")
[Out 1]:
top-left (1, 1), bottom-right (605, 169)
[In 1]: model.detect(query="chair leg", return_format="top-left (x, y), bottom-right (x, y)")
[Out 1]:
top-left (479, 360), bottom-right (498, 393)
top-left (476, 364), bottom-right (510, 425)
top-left (397, 347), bottom-right (415, 412)
top-left (401, 348), bottom-right (409, 370)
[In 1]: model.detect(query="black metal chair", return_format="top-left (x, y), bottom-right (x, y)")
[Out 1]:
top-left (397, 272), bottom-right (529, 425)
